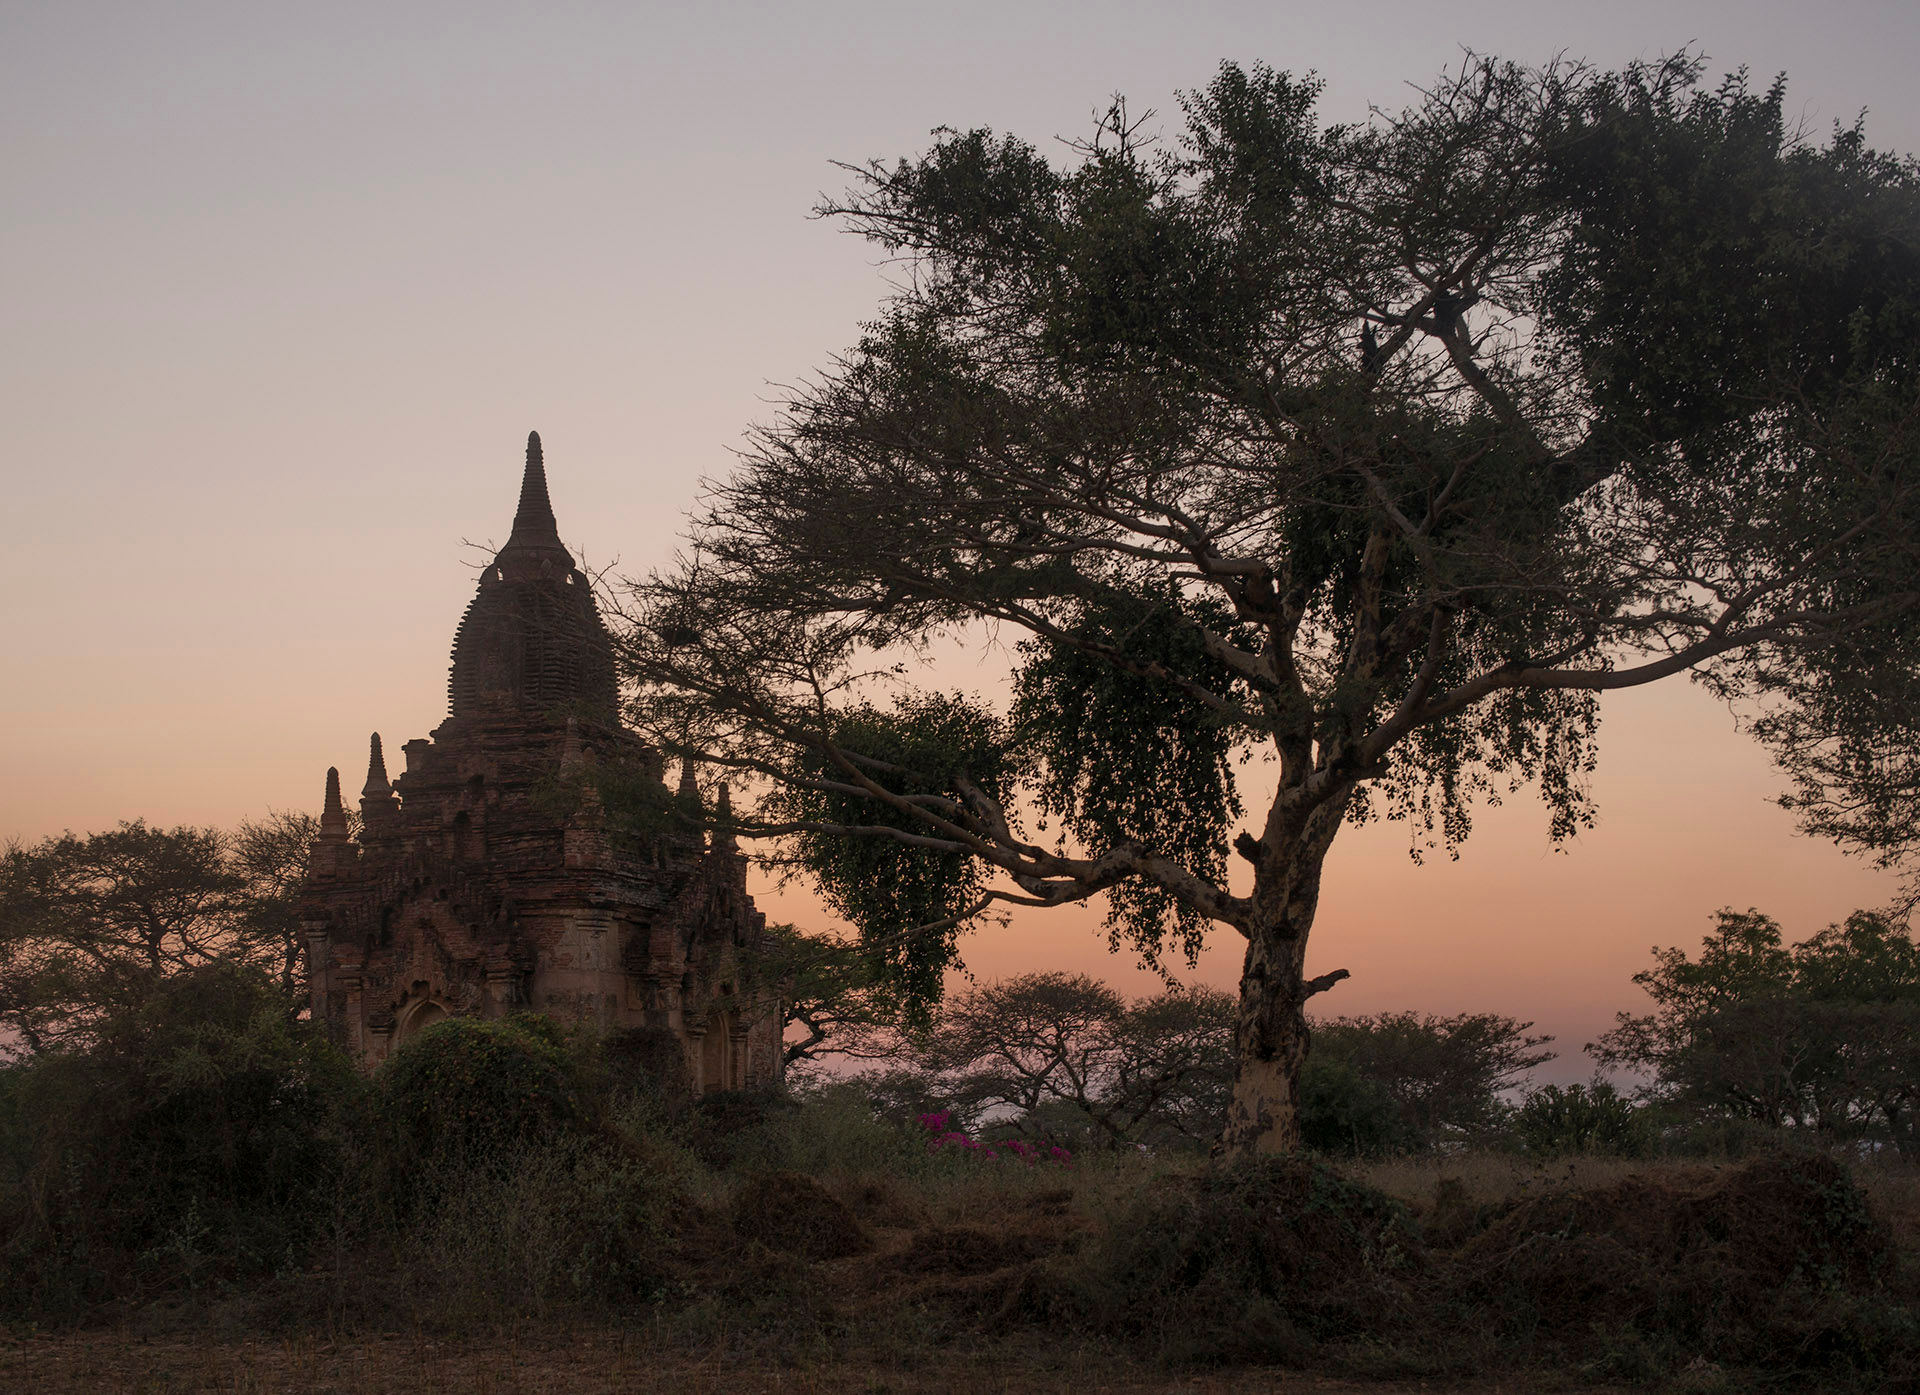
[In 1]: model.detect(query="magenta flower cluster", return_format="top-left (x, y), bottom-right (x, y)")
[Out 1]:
top-left (915, 1111), bottom-right (1072, 1165)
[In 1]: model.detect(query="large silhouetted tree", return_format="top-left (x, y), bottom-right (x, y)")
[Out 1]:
top-left (621, 55), bottom-right (1920, 1153)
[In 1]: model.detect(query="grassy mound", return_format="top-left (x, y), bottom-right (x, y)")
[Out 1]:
top-left (1051, 1155), bottom-right (1423, 1363)
top-left (1442, 1151), bottom-right (1910, 1376)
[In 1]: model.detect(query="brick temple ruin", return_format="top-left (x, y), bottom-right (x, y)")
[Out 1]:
top-left (299, 431), bottom-right (782, 1092)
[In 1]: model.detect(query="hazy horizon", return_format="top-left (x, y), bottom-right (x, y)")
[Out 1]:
top-left (6, 1), bottom-right (1917, 1078)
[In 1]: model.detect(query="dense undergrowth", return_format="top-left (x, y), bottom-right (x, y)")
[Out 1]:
top-left (1, 971), bottom-right (1915, 1392)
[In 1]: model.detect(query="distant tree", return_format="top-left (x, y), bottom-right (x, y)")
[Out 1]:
top-left (1514, 1080), bottom-right (1646, 1157)
top-left (834, 971), bottom-right (1236, 1147)
top-left (0, 822), bottom-right (241, 1054)
top-left (230, 810), bottom-right (330, 996)
top-left (621, 54), bottom-right (1920, 1154)
top-left (1102, 981), bottom-right (1237, 1145)
top-left (918, 973), bottom-right (1131, 1130)
top-left (1311, 1011), bottom-right (1554, 1147)
top-left (1592, 908), bottom-right (1920, 1150)
top-left (744, 922), bottom-right (911, 1069)
top-left (0, 815), bottom-right (327, 1056)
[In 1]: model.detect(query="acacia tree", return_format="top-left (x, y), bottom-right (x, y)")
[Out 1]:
top-left (831, 972), bottom-right (1235, 1147)
top-left (1313, 1011), bottom-right (1553, 1145)
top-left (0, 822), bottom-right (240, 1053)
top-left (621, 56), bottom-right (1920, 1153)
top-left (0, 815), bottom-right (325, 1054)
top-left (1593, 908), bottom-right (1920, 1148)
top-left (743, 921), bottom-right (910, 1068)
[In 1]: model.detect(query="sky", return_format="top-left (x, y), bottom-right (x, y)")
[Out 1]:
top-left (4, 0), bottom-right (1917, 1079)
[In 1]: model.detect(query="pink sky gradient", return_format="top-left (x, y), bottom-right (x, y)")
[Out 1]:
top-left (4, 2), bottom-right (1915, 1079)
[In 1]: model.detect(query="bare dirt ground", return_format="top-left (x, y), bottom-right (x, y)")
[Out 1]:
top-left (0, 1332), bottom-right (1619, 1395)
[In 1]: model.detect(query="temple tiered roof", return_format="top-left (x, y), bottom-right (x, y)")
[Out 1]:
top-left (445, 432), bottom-right (619, 720)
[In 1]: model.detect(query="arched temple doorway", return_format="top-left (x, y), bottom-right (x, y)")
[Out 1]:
top-left (398, 999), bottom-right (447, 1042)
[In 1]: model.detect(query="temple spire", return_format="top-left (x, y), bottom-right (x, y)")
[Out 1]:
top-left (678, 756), bottom-right (700, 804)
top-left (505, 430), bottom-right (563, 549)
top-left (713, 781), bottom-right (736, 852)
top-left (360, 732), bottom-right (399, 834)
top-left (320, 766), bottom-right (349, 838)
top-left (362, 732), bottom-right (393, 798)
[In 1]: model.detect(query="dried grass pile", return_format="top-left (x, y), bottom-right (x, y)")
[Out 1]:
top-left (729, 1171), bottom-right (871, 1261)
top-left (1047, 1155), bottom-right (1424, 1363)
top-left (1438, 1151), bottom-right (1913, 1377)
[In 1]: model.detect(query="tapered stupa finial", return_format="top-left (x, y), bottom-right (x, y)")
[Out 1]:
top-left (506, 430), bottom-right (562, 549)
top-left (320, 766), bottom-right (349, 838)
top-left (362, 732), bottom-right (393, 798)
top-left (678, 756), bottom-right (700, 804)
top-left (559, 715), bottom-right (586, 775)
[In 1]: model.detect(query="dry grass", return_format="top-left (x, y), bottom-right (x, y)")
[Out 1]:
top-left (0, 1331), bottom-right (1626, 1394)
top-left (6, 1138), bottom-right (1912, 1393)
top-left (1349, 1146), bottom-right (1920, 1237)
top-left (1859, 1155), bottom-right (1920, 1252)
top-left (1350, 1149), bottom-right (1701, 1210)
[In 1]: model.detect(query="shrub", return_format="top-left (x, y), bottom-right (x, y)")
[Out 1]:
top-left (377, 1013), bottom-right (583, 1178)
top-left (393, 1137), bottom-right (681, 1326)
top-left (1659, 1113), bottom-right (1794, 1159)
top-left (1514, 1081), bottom-right (1646, 1157)
top-left (0, 961), bottom-right (360, 1310)
top-left (594, 1024), bottom-right (693, 1113)
top-left (1449, 1152), bottom-right (1898, 1372)
top-left (1299, 1056), bottom-right (1418, 1156)
top-left (675, 1087), bottom-right (799, 1171)
top-left (747, 1081), bottom-right (934, 1177)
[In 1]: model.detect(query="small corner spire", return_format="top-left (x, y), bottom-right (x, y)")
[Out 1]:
top-left (678, 755), bottom-right (700, 804)
top-left (362, 733), bottom-right (393, 798)
top-left (506, 429), bottom-right (562, 549)
top-left (320, 766), bottom-right (349, 837)
top-left (559, 715), bottom-right (586, 775)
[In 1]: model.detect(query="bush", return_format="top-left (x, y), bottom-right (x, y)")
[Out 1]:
top-left (1659, 1113), bottom-right (1796, 1159)
top-left (594, 1024), bottom-right (694, 1113)
top-left (1299, 1056), bottom-right (1418, 1157)
top-left (1514, 1081), bottom-right (1646, 1157)
top-left (0, 961), bottom-right (360, 1310)
top-left (673, 1087), bottom-right (800, 1171)
top-left (753, 1082), bottom-right (939, 1177)
top-left (377, 1013), bottom-right (584, 1178)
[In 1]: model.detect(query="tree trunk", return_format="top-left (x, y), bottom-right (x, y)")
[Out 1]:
top-left (1219, 804), bottom-right (1346, 1157)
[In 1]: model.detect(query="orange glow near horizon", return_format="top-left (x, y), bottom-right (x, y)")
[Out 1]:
top-left (4, 4), bottom-right (1915, 1084)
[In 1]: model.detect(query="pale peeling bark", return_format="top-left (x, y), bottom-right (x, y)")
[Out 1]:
top-left (1220, 800), bottom-right (1348, 1156)
top-left (1222, 935), bottom-right (1313, 1153)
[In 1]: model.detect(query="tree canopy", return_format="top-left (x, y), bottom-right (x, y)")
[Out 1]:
top-left (620, 54), bottom-right (1920, 1153)
top-left (0, 816), bottom-right (322, 1055)
top-left (1593, 908), bottom-right (1920, 1150)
